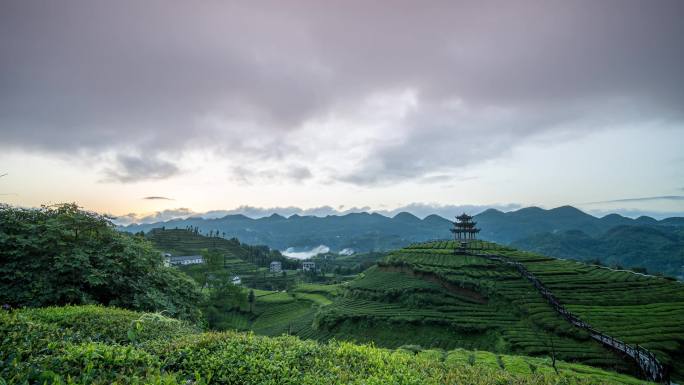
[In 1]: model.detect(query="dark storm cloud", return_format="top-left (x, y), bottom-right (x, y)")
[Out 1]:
top-left (1, 0), bottom-right (683, 183)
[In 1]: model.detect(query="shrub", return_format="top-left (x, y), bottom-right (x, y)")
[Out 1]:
top-left (0, 203), bottom-right (204, 321)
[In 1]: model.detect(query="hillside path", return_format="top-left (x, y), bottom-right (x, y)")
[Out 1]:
top-left (467, 250), bottom-right (669, 383)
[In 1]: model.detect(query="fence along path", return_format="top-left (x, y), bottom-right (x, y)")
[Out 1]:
top-left (467, 250), bottom-right (670, 383)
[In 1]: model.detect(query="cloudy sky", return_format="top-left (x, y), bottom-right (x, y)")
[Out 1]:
top-left (1, 0), bottom-right (683, 222)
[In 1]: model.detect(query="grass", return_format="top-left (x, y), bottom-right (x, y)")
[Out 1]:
top-left (293, 292), bottom-right (333, 305)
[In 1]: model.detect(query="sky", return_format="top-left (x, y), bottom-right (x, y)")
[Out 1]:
top-left (1, 0), bottom-right (683, 223)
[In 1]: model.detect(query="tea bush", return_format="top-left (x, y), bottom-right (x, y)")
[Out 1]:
top-left (0, 305), bottom-right (650, 385)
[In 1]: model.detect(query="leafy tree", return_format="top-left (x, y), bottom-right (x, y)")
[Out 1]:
top-left (0, 203), bottom-right (204, 322)
top-left (203, 277), bottom-right (247, 329)
top-left (198, 248), bottom-right (224, 289)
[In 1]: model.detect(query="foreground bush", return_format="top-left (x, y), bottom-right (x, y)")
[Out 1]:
top-left (0, 203), bottom-right (204, 321)
top-left (0, 306), bottom-right (650, 385)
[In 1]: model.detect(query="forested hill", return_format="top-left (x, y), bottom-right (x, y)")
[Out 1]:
top-left (120, 206), bottom-right (683, 277)
top-left (512, 225), bottom-right (684, 279)
top-left (475, 205), bottom-right (681, 243)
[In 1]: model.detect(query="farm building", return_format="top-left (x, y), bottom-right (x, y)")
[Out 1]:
top-left (168, 255), bottom-right (204, 266)
top-left (162, 253), bottom-right (172, 267)
top-left (270, 261), bottom-right (282, 273)
top-left (302, 261), bottom-right (315, 272)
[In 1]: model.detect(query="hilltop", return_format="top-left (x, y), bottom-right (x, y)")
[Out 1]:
top-left (0, 305), bottom-right (653, 385)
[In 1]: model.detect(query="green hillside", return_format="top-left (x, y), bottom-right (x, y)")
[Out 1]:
top-left (0, 305), bottom-right (651, 385)
top-left (146, 228), bottom-right (305, 290)
top-left (138, 227), bottom-right (684, 382)
top-left (146, 228), bottom-right (298, 269)
top-left (512, 225), bottom-right (684, 279)
top-left (122, 207), bottom-right (684, 277)
top-left (299, 241), bottom-right (684, 382)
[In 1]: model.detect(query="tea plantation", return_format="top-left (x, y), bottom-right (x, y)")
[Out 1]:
top-left (306, 241), bottom-right (684, 382)
top-left (0, 305), bottom-right (651, 384)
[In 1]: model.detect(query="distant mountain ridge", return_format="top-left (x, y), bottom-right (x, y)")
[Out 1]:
top-left (121, 205), bottom-right (681, 248)
top-left (475, 205), bottom-right (675, 243)
top-left (512, 224), bottom-right (684, 279)
top-left (121, 211), bottom-right (453, 252)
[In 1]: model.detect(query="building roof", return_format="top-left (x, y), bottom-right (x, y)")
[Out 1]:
top-left (169, 255), bottom-right (203, 262)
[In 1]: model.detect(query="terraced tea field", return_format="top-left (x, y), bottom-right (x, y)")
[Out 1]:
top-left (484, 247), bottom-right (684, 380)
top-left (317, 265), bottom-right (620, 369)
top-left (311, 241), bottom-right (684, 382)
top-left (219, 285), bottom-right (342, 338)
top-left (146, 228), bottom-right (296, 269)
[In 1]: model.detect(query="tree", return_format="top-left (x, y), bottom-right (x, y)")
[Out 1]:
top-left (199, 248), bottom-right (225, 289)
top-left (0, 203), bottom-right (204, 322)
top-left (203, 278), bottom-right (247, 329)
top-left (549, 336), bottom-right (558, 374)
top-left (248, 289), bottom-right (255, 313)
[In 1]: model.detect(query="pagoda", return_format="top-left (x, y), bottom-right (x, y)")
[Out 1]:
top-left (451, 213), bottom-right (480, 250)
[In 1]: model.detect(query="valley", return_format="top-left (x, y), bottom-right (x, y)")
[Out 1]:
top-left (145, 229), bottom-right (684, 383)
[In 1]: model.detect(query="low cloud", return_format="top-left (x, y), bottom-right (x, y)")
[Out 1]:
top-left (195, 205), bottom-right (372, 219)
top-left (112, 202), bottom-right (522, 225)
top-left (374, 202), bottom-right (523, 219)
top-left (143, 196), bottom-right (174, 200)
top-left (103, 155), bottom-right (180, 183)
top-left (586, 195), bottom-right (684, 204)
top-left (282, 245), bottom-right (330, 260)
top-left (114, 208), bottom-right (195, 225)
top-left (586, 208), bottom-right (684, 220)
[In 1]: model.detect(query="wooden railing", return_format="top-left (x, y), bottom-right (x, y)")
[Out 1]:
top-left (467, 250), bottom-right (670, 383)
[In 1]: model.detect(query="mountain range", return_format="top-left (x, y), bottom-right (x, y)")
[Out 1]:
top-left (120, 205), bottom-right (684, 278)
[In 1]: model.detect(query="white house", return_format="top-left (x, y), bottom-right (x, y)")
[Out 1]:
top-left (270, 261), bottom-right (282, 273)
top-left (162, 252), bottom-right (172, 267)
top-left (302, 261), bottom-right (315, 272)
top-left (231, 276), bottom-right (242, 285)
top-left (169, 255), bottom-right (204, 266)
